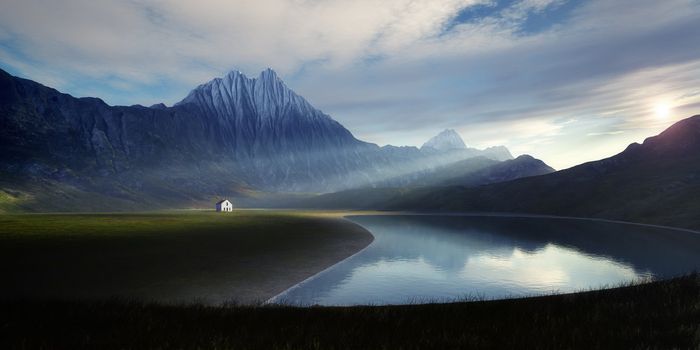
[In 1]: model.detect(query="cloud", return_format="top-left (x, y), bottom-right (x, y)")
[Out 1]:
top-left (0, 0), bottom-right (486, 86)
top-left (0, 0), bottom-right (699, 169)
top-left (293, 0), bottom-right (700, 168)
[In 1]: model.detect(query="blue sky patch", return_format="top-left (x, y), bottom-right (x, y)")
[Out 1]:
top-left (444, 0), bottom-right (584, 36)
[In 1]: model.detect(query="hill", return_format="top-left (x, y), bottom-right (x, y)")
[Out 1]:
top-left (294, 154), bottom-right (553, 209)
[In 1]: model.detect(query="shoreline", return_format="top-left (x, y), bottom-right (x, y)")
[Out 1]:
top-left (4, 210), bottom-right (699, 306)
top-left (264, 211), bottom-right (700, 305)
top-left (260, 216), bottom-right (375, 304)
top-left (265, 217), bottom-right (376, 304)
top-left (364, 211), bottom-right (700, 234)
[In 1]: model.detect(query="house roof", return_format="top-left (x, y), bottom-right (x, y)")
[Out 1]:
top-left (216, 199), bottom-right (231, 205)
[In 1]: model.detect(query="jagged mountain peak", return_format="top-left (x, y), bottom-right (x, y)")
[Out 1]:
top-left (259, 67), bottom-right (279, 80)
top-left (422, 129), bottom-right (467, 151)
top-left (191, 68), bottom-right (276, 93)
top-left (217, 68), bottom-right (281, 84)
top-left (176, 68), bottom-right (321, 121)
top-left (221, 69), bottom-right (246, 81)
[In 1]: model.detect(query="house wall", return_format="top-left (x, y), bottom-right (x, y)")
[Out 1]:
top-left (216, 201), bottom-right (233, 212)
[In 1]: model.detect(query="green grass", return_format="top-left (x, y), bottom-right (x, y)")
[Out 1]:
top-left (1, 275), bottom-right (699, 349)
top-left (0, 211), bottom-right (372, 304)
top-left (0, 210), bottom-right (310, 237)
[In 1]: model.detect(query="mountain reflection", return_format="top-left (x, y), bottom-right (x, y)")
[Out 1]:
top-left (274, 215), bottom-right (700, 305)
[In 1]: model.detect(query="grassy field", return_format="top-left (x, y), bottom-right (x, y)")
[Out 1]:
top-left (1, 274), bottom-right (698, 349)
top-left (0, 210), bottom-right (373, 304)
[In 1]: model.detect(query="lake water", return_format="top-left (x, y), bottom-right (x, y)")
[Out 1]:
top-left (271, 215), bottom-right (700, 305)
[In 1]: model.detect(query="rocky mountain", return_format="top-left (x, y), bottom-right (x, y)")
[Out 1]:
top-left (421, 129), bottom-right (467, 151)
top-left (173, 69), bottom-right (516, 190)
top-left (0, 68), bottom-right (537, 211)
top-left (173, 69), bottom-right (388, 191)
top-left (175, 69), bottom-right (364, 157)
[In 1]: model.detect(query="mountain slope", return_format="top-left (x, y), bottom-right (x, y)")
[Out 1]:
top-left (385, 115), bottom-right (700, 230)
top-left (0, 69), bottom-right (241, 212)
top-left (0, 68), bottom-right (390, 200)
top-left (439, 155), bottom-right (555, 186)
top-left (294, 116), bottom-right (700, 230)
top-left (295, 154), bottom-right (554, 209)
top-left (0, 68), bottom-right (535, 211)
top-left (176, 69), bottom-right (367, 156)
top-left (372, 154), bottom-right (552, 188)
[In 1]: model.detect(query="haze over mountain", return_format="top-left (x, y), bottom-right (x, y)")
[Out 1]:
top-left (370, 154), bottom-right (553, 188)
top-left (422, 129), bottom-right (467, 151)
top-left (303, 115), bottom-right (700, 230)
top-left (0, 68), bottom-right (544, 212)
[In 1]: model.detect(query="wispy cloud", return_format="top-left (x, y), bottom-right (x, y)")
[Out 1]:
top-left (0, 0), bottom-right (699, 169)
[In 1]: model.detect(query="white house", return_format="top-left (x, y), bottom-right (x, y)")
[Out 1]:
top-left (215, 199), bottom-right (233, 212)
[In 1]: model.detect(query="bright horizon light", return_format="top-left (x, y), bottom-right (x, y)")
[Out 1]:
top-left (655, 103), bottom-right (672, 119)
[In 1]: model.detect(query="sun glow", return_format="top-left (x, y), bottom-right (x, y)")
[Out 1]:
top-left (654, 103), bottom-right (671, 119)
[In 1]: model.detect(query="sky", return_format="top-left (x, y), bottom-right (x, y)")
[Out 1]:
top-left (1, 0), bottom-right (699, 169)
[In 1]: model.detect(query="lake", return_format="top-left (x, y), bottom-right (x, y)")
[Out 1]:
top-left (271, 215), bottom-right (700, 305)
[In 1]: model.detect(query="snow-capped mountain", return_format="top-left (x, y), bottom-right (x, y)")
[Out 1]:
top-left (176, 68), bottom-right (365, 156)
top-left (421, 129), bottom-right (467, 151)
top-left (172, 69), bottom-right (515, 190)
top-left (179, 69), bottom-right (320, 121)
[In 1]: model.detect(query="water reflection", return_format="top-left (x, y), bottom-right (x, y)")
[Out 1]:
top-left (274, 215), bottom-right (700, 305)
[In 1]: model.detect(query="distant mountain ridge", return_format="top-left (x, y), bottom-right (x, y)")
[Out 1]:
top-left (371, 154), bottom-right (552, 188)
top-left (291, 154), bottom-right (555, 209)
top-left (422, 129), bottom-right (467, 151)
top-left (313, 115), bottom-right (700, 230)
top-left (0, 68), bottom-right (546, 212)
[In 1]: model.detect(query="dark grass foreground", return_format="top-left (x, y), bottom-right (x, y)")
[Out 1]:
top-left (2, 275), bottom-right (700, 350)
